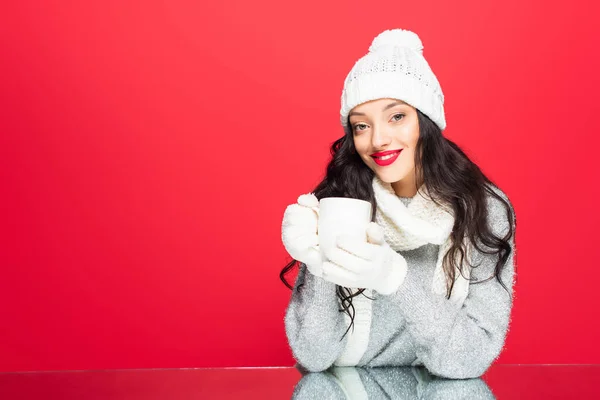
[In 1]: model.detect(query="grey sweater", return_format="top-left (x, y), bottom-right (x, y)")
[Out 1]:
top-left (284, 186), bottom-right (516, 379)
top-left (292, 366), bottom-right (496, 399)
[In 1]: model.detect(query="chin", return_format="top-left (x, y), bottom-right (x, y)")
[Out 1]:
top-left (374, 170), bottom-right (406, 184)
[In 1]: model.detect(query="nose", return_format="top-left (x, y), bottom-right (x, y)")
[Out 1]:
top-left (371, 124), bottom-right (392, 149)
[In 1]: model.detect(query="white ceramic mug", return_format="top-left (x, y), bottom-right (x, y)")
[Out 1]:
top-left (310, 197), bottom-right (373, 261)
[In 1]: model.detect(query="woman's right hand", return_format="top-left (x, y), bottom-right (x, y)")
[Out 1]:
top-left (281, 193), bottom-right (324, 277)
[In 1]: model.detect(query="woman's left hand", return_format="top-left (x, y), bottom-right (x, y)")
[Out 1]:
top-left (321, 222), bottom-right (408, 295)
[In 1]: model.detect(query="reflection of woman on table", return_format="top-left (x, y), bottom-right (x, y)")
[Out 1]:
top-left (292, 366), bottom-right (496, 399)
top-left (280, 29), bottom-right (517, 379)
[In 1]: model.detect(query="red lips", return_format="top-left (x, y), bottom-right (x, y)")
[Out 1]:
top-left (371, 149), bottom-right (403, 166)
top-left (371, 149), bottom-right (403, 157)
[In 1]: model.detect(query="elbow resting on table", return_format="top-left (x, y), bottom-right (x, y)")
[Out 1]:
top-left (420, 339), bottom-right (504, 379)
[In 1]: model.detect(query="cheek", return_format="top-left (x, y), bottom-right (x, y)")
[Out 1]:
top-left (404, 149), bottom-right (416, 166)
top-left (407, 122), bottom-right (420, 145)
top-left (353, 139), bottom-right (373, 164)
top-left (353, 137), bottom-right (367, 155)
top-left (409, 133), bottom-right (419, 147)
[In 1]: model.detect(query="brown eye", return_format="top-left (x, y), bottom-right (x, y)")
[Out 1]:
top-left (354, 123), bottom-right (367, 132)
top-left (392, 113), bottom-right (405, 121)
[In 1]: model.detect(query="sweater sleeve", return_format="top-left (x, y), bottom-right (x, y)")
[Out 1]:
top-left (390, 188), bottom-right (517, 379)
top-left (284, 263), bottom-right (349, 372)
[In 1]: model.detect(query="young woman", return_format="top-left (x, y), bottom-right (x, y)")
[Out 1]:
top-left (280, 28), bottom-right (517, 379)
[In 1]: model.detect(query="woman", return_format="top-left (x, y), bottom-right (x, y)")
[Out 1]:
top-left (280, 28), bottom-right (517, 379)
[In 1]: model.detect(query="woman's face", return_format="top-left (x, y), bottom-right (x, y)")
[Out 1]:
top-left (349, 98), bottom-right (421, 194)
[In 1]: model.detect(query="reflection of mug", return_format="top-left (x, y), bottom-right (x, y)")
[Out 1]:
top-left (310, 197), bottom-right (372, 261)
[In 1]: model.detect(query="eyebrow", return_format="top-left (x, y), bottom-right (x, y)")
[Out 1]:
top-left (348, 100), bottom-right (407, 118)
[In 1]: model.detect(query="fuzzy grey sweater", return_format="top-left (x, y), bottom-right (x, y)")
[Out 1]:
top-left (284, 187), bottom-right (516, 379)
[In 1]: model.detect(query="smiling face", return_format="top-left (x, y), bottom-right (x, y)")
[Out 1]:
top-left (348, 98), bottom-right (422, 197)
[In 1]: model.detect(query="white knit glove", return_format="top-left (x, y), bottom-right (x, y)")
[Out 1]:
top-left (281, 193), bottom-right (324, 277)
top-left (321, 222), bottom-right (408, 295)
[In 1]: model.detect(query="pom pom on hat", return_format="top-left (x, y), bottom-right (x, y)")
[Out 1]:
top-left (368, 29), bottom-right (424, 54)
top-left (340, 28), bottom-right (446, 131)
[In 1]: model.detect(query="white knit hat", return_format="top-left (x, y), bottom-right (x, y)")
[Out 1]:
top-left (340, 29), bottom-right (446, 131)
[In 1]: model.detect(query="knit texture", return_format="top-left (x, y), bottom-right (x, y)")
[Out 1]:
top-left (373, 176), bottom-right (454, 249)
top-left (284, 183), bottom-right (516, 379)
top-left (340, 29), bottom-right (446, 131)
top-left (372, 176), bottom-right (473, 303)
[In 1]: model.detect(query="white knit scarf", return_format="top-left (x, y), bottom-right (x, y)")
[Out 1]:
top-left (372, 175), bottom-right (472, 304)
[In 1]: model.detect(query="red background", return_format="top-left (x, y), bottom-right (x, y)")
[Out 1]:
top-left (1, 1), bottom-right (599, 372)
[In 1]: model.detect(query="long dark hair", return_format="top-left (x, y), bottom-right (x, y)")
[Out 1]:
top-left (280, 109), bottom-right (517, 340)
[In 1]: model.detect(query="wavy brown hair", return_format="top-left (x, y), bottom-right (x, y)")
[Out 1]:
top-left (280, 109), bottom-right (517, 340)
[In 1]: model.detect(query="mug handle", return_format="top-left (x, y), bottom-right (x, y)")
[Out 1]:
top-left (310, 206), bottom-right (320, 252)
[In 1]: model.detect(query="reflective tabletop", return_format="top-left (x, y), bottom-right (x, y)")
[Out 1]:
top-left (0, 365), bottom-right (598, 399)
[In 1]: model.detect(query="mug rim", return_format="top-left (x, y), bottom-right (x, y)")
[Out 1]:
top-left (319, 197), bottom-right (372, 208)
top-left (319, 196), bottom-right (369, 202)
